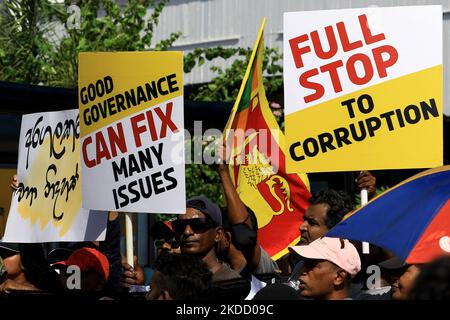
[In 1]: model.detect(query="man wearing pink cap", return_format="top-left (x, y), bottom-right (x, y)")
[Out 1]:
top-left (289, 237), bottom-right (361, 300)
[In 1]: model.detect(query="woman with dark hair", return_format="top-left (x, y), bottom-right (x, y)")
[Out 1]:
top-left (410, 256), bottom-right (450, 300)
top-left (146, 253), bottom-right (212, 300)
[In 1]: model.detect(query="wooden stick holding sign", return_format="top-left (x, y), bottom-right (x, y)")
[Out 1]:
top-left (360, 188), bottom-right (370, 254)
top-left (125, 212), bottom-right (134, 268)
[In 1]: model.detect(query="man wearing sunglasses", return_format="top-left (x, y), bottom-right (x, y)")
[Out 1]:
top-left (173, 195), bottom-right (242, 283)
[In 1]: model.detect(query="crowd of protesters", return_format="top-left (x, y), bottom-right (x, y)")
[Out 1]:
top-left (1, 159), bottom-right (450, 300)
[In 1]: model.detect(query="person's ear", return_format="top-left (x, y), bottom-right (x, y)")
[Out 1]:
top-left (215, 227), bottom-right (224, 242)
top-left (333, 269), bottom-right (347, 286)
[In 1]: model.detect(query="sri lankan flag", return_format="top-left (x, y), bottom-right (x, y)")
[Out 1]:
top-left (224, 18), bottom-right (311, 260)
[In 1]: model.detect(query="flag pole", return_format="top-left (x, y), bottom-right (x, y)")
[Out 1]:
top-left (125, 212), bottom-right (134, 267)
top-left (360, 188), bottom-right (370, 254)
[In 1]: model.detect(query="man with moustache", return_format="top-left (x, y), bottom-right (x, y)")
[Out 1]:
top-left (171, 196), bottom-right (250, 299)
top-left (172, 195), bottom-right (241, 282)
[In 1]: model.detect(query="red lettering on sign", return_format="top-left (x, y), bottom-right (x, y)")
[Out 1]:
top-left (82, 136), bottom-right (96, 168)
top-left (288, 13), bottom-right (398, 103)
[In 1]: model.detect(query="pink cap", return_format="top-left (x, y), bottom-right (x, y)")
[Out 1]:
top-left (289, 237), bottom-right (361, 277)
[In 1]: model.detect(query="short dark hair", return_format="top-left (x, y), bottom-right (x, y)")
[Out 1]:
top-left (186, 196), bottom-right (222, 226)
top-left (410, 257), bottom-right (450, 300)
top-left (155, 253), bottom-right (212, 300)
top-left (310, 189), bottom-right (354, 229)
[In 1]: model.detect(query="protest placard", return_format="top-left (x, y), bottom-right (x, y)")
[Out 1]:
top-left (3, 110), bottom-right (107, 242)
top-left (79, 52), bottom-right (185, 213)
top-left (284, 6), bottom-right (443, 173)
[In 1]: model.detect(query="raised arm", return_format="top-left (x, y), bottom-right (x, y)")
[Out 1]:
top-left (217, 141), bottom-right (261, 270)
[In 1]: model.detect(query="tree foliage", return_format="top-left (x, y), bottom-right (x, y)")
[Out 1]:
top-left (185, 164), bottom-right (224, 205)
top-left (0, 0), bottom-right (59, 84)
top-left (0, 0), bottom-right (181, 87)
top-left (185, 46), bottom-right (283, 103)
top-left (54, 0), bottom-right (182, 87)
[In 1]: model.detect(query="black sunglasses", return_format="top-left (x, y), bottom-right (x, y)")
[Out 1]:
top-left (172, 218), bottom-right (217, 234)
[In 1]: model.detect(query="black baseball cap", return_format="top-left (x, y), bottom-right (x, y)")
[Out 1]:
top-left (47, 242), bottom-right (98, 264)
top-left (47, 248), bottom-right (75, 265)
top-left (378, 256), bottom-right (407, 270)
top-left (186, 195), bottom-right (222, 226)
top-left (0, 242), bottom-right (20, 258)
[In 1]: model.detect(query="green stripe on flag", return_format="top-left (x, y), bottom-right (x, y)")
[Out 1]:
top-left (237, 66), bottom-right (254, 112)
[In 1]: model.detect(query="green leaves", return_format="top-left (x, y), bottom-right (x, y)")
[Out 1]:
top-left (0, 0), bottom-right (61, 84)
top-left (183, 47), bottom-right (242, 73)
top-left (186, 46), bottom-right (283, 104)
top-left (154, 31), bottom-right (182, 51)
top-left (185, 164), bottom-right (224, 206)
top-left (0, 0), bottom-right (179, 87)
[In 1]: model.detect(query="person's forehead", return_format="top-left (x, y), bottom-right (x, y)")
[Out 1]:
top-left (181, 208), bottom-right (206, 219)
top-left (306, 203), bottom-right (329, 220)
top-left (306, 258), bottom-right (335, 270)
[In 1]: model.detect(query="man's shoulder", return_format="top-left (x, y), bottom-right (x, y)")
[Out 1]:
top-left (213, 263), bottom-right (242, 282)
top-left (255, 246), bottom-right (280, 274)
